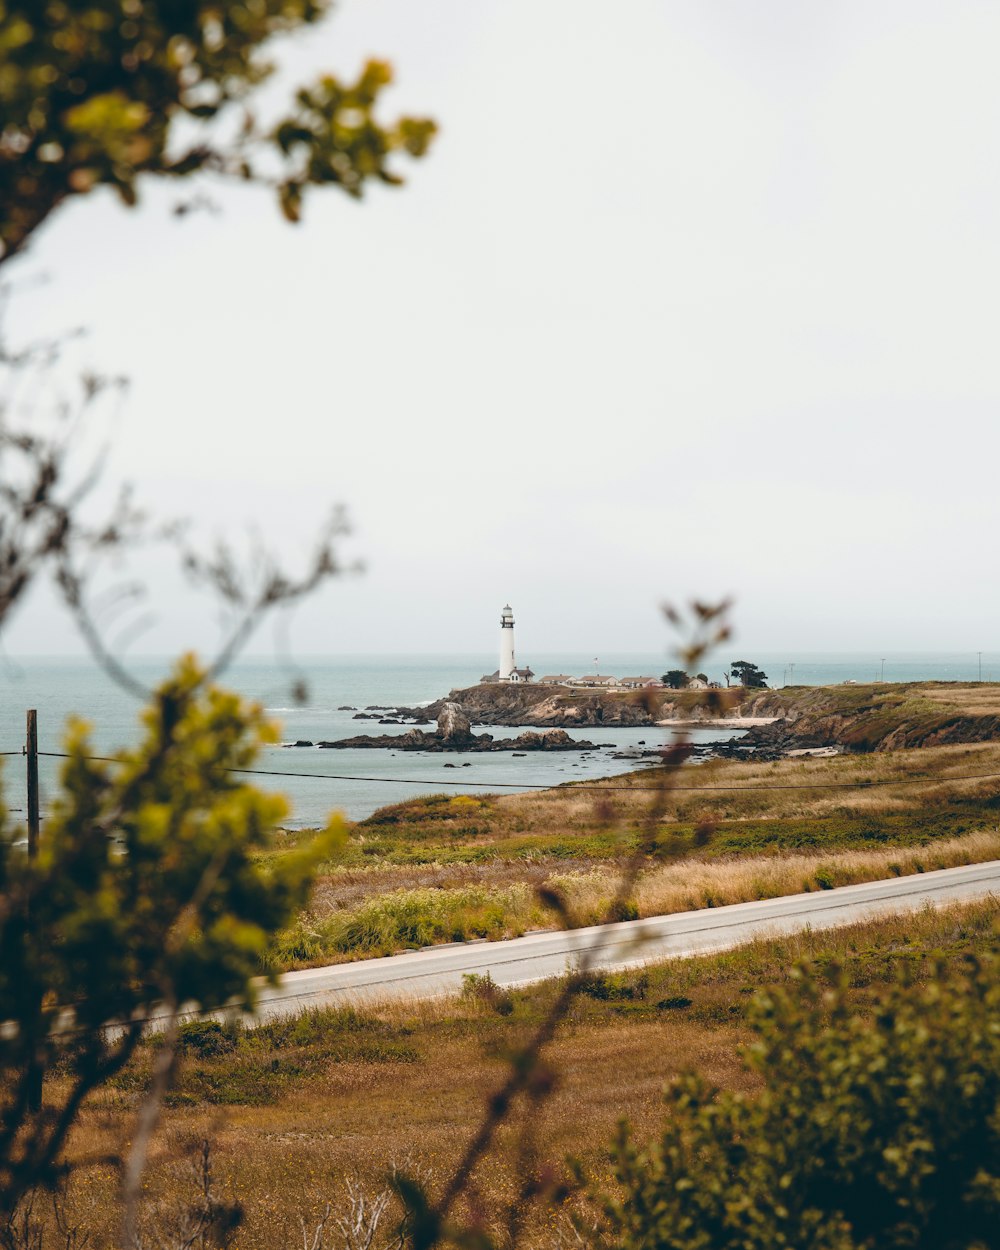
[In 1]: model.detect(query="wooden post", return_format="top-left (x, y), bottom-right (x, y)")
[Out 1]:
top-left (25, 709), bottom-right (42, 1112)
top-left (26, 709), bottom-right (39, 861)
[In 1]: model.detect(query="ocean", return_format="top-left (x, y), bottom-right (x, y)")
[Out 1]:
top-left (0, 650), bottom-right (996, 826)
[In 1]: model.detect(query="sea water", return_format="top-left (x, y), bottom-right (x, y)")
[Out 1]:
top-left (0, 650), bottom-right (995, 825)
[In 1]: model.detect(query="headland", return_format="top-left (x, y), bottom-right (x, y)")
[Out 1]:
top-left (398, 679), bottom-right (1000, 755)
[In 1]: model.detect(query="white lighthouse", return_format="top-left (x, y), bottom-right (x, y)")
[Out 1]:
top-left (499, 603), bottom-right (516, 679)
top-left (480, 605), bottom-right (534, 683)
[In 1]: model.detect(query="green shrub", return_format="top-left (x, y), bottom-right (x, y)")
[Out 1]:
top-left (599, 948), bottom-right (1000, 1250)
top-left (252, 1006), bottom-right (388, 1050)
top-left (460, 971), bottom-right (514, 1015)
top-left (607, 898), bottom-right (640, 922)
top-left (178, 1019), bottom-right (238, 1059)
top-left (576, 971), bottom-right (650, 1002)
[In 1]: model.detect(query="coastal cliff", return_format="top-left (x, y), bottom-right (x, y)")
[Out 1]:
top-left (738, 684), bottom-right (1000, 752)
top-left (401, 682), bottom-right (731, 728)
top-left (402, 681), bottom-right (1000, 752)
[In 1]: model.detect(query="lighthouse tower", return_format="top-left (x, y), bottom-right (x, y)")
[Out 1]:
top-left (499, 604), bottom-right (516, 680)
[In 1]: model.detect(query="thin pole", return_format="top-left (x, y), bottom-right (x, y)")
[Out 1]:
top-left (26, 709), bottom-right (39, 860)
top-left (978, 652), bottom-right (982, 682)
top-left (25, 709), bottom-right (42, 1113)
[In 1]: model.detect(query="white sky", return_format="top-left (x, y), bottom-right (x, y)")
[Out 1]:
top-left (5, 0), bottom-right (1000, 658)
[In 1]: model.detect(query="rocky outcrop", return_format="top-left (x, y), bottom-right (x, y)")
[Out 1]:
top-left (315, 726), bottom-right (606, 753)
top-left (437, 701), bottom-right (473, 744)
top-left (309, 701), bottom-right (607, 752)
top-left (397, 683), bottom-right (662, 728)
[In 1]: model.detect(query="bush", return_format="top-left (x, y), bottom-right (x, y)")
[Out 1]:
top-left (607, 898), bottom-right (640, 922)
top-left (576, 971), bottom-right (649, 1002)
top-left (599, 949), bottom-right (1000, 1250)
top-left (178, 1020), bottom-right (238, 1059)
top-left (460, 972), bottom-right (514, 1015)
top-left (657, 995), bottom-right (693, 1010)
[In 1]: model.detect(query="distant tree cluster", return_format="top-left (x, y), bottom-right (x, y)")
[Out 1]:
top-left (729, 659), bottom-right (768, 688)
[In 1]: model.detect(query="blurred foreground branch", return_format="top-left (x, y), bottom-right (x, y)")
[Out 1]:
top-left (0, 2), bottom-right (436, 265)
top-left (399, 601), bottom-right (735, 1250)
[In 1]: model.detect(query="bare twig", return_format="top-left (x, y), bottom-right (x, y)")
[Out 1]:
top-left (129, 1140), bottom-right (241, 1250)
top-left (403, 601), bottom-right (735, 1250)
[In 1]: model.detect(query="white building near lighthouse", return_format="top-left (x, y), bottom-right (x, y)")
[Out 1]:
top-left (481, 604), bottom-right (535, 684)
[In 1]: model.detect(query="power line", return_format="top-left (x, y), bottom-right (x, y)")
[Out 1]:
top-left (33, 750), bottom-right (1000, 794)
top-left (40, 751), bottom-right (117, 763)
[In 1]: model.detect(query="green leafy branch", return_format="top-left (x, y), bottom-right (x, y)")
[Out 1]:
top-left (0, 655), bottom-right (345, 1214)
top-left (0, 1), bottom-right (437, 262)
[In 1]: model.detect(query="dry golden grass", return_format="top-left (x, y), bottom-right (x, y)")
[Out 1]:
top-left (310, 859), bottom-right (602, 915)
top-left (489, 741), bottom-right (1000, 829)
top-left (556, 829), bottom-right (1000, 920)
top-left (43, 898), bottom-right (999, 1250)
top-left (918, 683), bottom-right (1000, 714)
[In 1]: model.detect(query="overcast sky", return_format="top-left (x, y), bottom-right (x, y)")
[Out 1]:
top-left (5, 0), bottom-right (1000, 659)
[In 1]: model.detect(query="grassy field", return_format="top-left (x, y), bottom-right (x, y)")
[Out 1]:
top-left (47, 899), bottom-right (1000, 1250)
top-left (263, 742), bottom-right (1000, 968)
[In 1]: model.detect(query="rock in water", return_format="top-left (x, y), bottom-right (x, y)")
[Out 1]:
top-left (437, 701), bottom-right (472, 744)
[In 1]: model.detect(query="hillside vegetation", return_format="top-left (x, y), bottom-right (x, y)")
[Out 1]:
top-left (45, 901), bottom-right (1000, 1250)
top-left (268, 741), bottom-right (1000, 969)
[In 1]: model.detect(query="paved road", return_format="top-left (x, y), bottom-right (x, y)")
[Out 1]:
top-left (252, 860), bottom-right (1000, 1021)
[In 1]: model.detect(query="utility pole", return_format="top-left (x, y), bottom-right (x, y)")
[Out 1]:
top-left (26, 709), bottom-right (39, 861)
top-left (880, 658), bottom-right (886, 682)
top-left (978, 651), bottom-right (983, 682)
top-left (25, 709), bottom-right (42, 1113)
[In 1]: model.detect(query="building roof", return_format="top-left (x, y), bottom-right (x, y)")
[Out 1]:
top-left (539, 674), bottom-right (574, 682)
